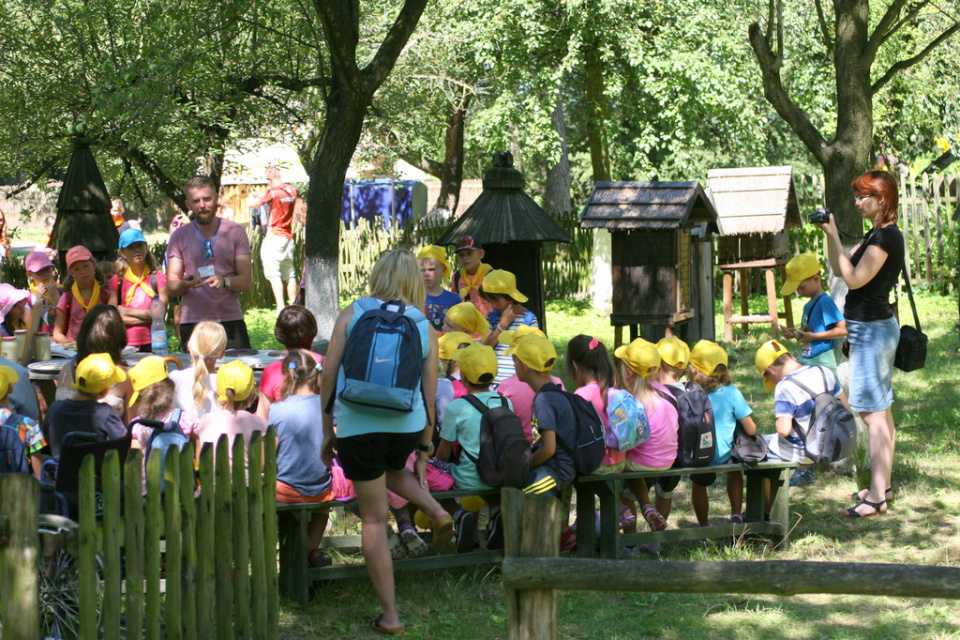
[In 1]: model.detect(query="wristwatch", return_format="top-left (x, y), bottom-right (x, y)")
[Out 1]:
top-left (417, 442), bottom-right (432, 453)
top-left (223, 276), bottom-right (232, 289)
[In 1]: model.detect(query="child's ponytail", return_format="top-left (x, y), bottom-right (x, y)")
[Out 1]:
top-left (279, 349), bottom-right (320, 401)
top-left (565, 334), bottom-right (616, 408)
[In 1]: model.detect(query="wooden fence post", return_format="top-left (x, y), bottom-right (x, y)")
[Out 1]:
top-left (101, 450), bottom-right (122, 640)
top-left (196, 443), bottom-right (216, 640)
top-left (232, 435), bottom-right (252, 640)
top-left (78, 455), bottom-right (98, 640)
top-left (144, 449), bottom-right (163, 640)
top-left (0, 473), bottom-right (40, 640)
top-left (180, 446), bottom-right (199, 640)
top-left (214, 436), bottom-right (234, 640)
top-left (502, 488), bottom-right (564, 640)
top-left (124, 451), bottom-right (145, 640)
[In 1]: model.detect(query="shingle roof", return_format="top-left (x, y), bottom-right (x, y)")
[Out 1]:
top-left (49, 140), bottom-right (119, 253)
top-left (706, 166), bottom-right (802, 236)
top-left (578, 181), bottom-right (719, 232)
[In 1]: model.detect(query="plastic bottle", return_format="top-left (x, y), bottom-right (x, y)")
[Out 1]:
top-left (150, 295), bottom-right (169, 356)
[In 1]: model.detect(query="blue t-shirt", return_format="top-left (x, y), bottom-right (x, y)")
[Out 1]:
top-left (707, 385), bottom-right (753, 464)
top-left (801, 293), bottom-right (845, 358)
top-left (425, 290), bottom-right (462, 332)
top-left (269, 394), bottom-right (331, 496)
top-left (487, 309), bottom-right (539, 386)
top-left (444, 391), bottom-right (513, 491)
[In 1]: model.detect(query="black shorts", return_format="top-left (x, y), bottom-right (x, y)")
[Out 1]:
top-left (336, 432), bottom-right (421, 482)
top-left (690, 473), bottom-right (717, 487)
top-left (179, 319), bottom-right (251, 352)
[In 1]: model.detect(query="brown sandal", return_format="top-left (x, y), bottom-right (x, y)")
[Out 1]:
top-left (371, 614), bottom-right (405, 635)
top-left (841, 499), bottom-right (887, 518)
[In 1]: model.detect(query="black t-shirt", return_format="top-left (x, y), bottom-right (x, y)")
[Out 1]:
top-left (844, 225), bottom-right (904, 322)
top-left (531, 383), bottom-right (577, 487)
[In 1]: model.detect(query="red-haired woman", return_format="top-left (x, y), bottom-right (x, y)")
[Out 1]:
top-left (817, 170), bottom-right (903, 518)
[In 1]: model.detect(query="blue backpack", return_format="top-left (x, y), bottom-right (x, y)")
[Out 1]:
top-left (604, 388), bottom-right (650, 452)
top-left (337, 299), bottom-right (424, 413)
top-left (138, 409), bottom-right (189, 490)
top-left (0, 413), bottom-right (29, 474)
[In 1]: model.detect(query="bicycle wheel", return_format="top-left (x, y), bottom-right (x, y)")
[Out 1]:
top-left (37, 514), bottom-right (103, 640)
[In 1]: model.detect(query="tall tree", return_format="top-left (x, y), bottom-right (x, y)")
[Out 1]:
top-left (749, 0), bottom-right (960, 235)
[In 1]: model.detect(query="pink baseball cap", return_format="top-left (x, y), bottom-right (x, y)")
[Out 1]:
top-left (24, 251), bottom-right (54, 273)
top-left (65, 245), bottom-right (94, 268)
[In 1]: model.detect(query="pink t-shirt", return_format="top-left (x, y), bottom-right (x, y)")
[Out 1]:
top-left (195, 409), bottom-right (267, 470)
top-left (57, 286), bottom-right (111, 341)
top-left (259, 351), bottom-right (325, 402)
top-left (626, 381), bottom-right (679, 469)
top-left (574, 382), bottom-right (626, 467)
top-left (498, 374), bottom-right (564, 443)
top-left (166, 219), bottom-right (250, 324)
top-left (109, 270), bottom-right (168, 346)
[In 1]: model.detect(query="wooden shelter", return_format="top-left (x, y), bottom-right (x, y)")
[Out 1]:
top-left (579, 181), bottom-right (719, 347)
top-left (707, 166), bottom-right (802, 341)
top-left (436, 152), bottom-right (573, 334)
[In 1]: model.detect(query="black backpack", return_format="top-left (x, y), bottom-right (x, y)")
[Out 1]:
top-left (0, 413), bottom-right (29, 474)
top-left (656, 382), bottom-right (716, 467)
top-left (785, 367), bottom-right (856, 463)
top-left (460, 395), bottom-right (531, 488)
top-left (540, 385), bottom-right (605, 475)
top-left (729, 419), bottom-right (768, 468)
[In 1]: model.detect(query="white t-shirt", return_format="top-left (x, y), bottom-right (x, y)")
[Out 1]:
top-left (774, 365), bottom-right (842, 440)
top-left (170, 366), bottom-right (217, 418)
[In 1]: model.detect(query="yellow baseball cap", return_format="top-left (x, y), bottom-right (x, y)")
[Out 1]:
top-left (656, 336), bottom-right (691, 369)
top-left (438, 331), bottom-right (474, 360)
top-left (451, 343), bottom-right (498, 385)
top-left (128, 356), bottom-right (170, 407)
top-left (72, 353), bottom-right (127, 394)
top-left (499, 324), bottom-right (546, 347)
top-left (781, 252), bottom-right (821, 296)
top-left (614, 339), bottom-right (661, 378)
top-left (689, 341), bottom-right (728, 377)
top-left (0, 365), bottom-right (20, 401)
top-left (216, 360), bottom-right (255, 403)
top-left (755, 339), bottom-right (792, 392)
top-left (506, 335), bottom-right (557, 372)
top-left (444, 302), bottom-right (489, 338)
top-left (417, 245), bottom-right (451, 278)
top-left (482, 270), bottom-right (528, 303)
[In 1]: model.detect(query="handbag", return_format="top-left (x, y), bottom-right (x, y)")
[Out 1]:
top-left (894, 266), bottom-right (927, 372)
top-left (729, 420), bottom-right (767, 468)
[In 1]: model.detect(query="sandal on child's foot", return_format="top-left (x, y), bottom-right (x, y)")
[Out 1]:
top-left (371, 614), bottom-right (405, 636)
top-left (640, 502), bottom-right (667, 532)
top-left (848, 487), bottom-right (894, 502)
top-left (841, 499), bottom-right (887, 518)
top-left (431, 513), bottom-right (455, 549)
top-left (307, 549), bottom-right (332, 568)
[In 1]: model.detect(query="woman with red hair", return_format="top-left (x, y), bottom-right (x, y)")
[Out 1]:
top-left (817, 170), bottom-right (903, 518)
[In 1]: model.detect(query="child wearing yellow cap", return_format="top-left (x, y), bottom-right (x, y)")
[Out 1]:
top-left (0, 364), bottom-right (44, 475)
top-left (480, 270), bottom-right (539, 385)
top-left (686, 341), bottom-right (758, 526)
top-left (194, 360), bottom-right (267, 471)
top-left (41, 353), bottom-right (128, 458)
top-left (779, 252), bottom-right (846, 374)
top-left (418, 246), bottom-right (462, 333)
top-left (442, 302), bottom-right (490, 342)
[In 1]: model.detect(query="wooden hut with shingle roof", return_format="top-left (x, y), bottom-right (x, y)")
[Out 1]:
top-left (706, 166), bottom-right (802, 341)
top-left (580, 181), bottom-right (718, 346)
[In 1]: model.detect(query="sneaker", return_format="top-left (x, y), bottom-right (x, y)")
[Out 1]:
top-left (790, 468), bottom-right (815, 487)
top-left (730, 513), bottom-right (745, 524)
top-left (637, 542), bottom-right (662, 555)
top-left (486, 507), bottom-right (504, 550)
top-left (455, 510), bottom-right (478, 554)
top-left (399, 525), bottom-right (429, 557)
top-left (620, 545), bottom-right (638, 559)
top-left (387, 527), bottom-right (406, 560)
top-left (308, 549), bottom-right (333, 568)
top-left (432, 513), bottom-right (455, 550)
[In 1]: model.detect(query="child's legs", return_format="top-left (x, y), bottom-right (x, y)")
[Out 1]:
top-left (690, 473), bottom-right (716, 526)
top-left (726, 470), bottom-right (744, 515)
top-left (307, 508), bottom-right (329, 550)
top-left (654, 475), bottom-right (681, 520)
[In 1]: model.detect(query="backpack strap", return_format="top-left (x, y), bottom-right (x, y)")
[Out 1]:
top-left (459, 394), bottom-right (495, 466)
top-left (164, 408), bottom-right (183, 432)
top-left (653, 387), bottom-right (679, 411)
top-left (538, 386), bottom-right (577, 462)
top-left (783, 367), bottom-right (829, 399)
top-left (2, 411), bottom-right (21, 428)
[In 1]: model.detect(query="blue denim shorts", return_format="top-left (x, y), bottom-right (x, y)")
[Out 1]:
top-left (846, 317), bottom-right (899, 412)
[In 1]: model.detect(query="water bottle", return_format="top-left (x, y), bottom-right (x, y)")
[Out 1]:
top-left (150, 295), bottom-right (169, 356)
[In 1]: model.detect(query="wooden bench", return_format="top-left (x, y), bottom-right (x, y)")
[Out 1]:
top-left (573, 461), bottom-right (798, 559)
top-left (277, 487), bottom-right (502, 606)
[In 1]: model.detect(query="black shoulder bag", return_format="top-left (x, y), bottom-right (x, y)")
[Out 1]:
top-left (894, 265), bottom-right (927, 372)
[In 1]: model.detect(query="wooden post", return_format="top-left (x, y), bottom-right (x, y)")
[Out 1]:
top-left (101, 450), bottom-right (122, 640)
top-left (922, 174), bottom-right (934, 284)
top-left (781, 266), bottom-right (794, 328)
top-left (180, 446), bottom-right (198, 640)
top-left (78, 455), bottom-right (97, 640)
top-left (765, 268), bottom-right (779, 337)
top-left (248, 433), bottom-right (268, 640)
top-left (124, 451), bottom-right (145, 640)
top-left (0, 473), bottom-right (40, 640)
top-left (215, 436), bottom-right (234, 640)
top-left (164, 447), bottom-right (183, 640)
top-left (196, 444), bottom-right (216, 640)
top-left (232, 435), bottom-right (252, 640)
top-left (739, 271), bottom-right (750, 334)
top-left (503, 488), bottom-right (564, 640)
top-left (145, 449), bottom-right (163, 640)
top-left (722, 271), bottom-right (734, 342)
top-left (263, 429), bottom-right (279, 640)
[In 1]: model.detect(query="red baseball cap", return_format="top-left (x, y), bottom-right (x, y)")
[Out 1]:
top-left (65, 245), bottom-right (93, 268)
top-left (455, 235), bottom-right (482, 252)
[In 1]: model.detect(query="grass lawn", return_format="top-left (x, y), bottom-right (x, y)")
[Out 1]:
top-left (260, 290), bottom-right (960, 639)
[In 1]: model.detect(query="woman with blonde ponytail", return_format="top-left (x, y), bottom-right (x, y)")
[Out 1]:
top-left (170, 321), bottom-right (226, 417)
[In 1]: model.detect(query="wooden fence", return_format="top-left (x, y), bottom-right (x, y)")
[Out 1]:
top-left (498, 488), bottom-right (960, 640)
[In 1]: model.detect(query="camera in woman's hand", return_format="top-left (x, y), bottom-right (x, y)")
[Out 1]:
top-left (808, 207), bottom-right (832, 225)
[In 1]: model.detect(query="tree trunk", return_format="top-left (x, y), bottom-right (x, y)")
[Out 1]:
top-left (582, 31), bottom-right (611, 182)
top-left (200, 152), bottom-right (225, 192)
top-left (427, 96), bottom-right (470, 219)
top-left (544, 92), bottom-right (572, 218)
top-left (304, 89), bottom-right (369, 336)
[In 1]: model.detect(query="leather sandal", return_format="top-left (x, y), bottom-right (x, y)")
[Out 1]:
top-left (640, 502), bottom-right (667, 531)
top-left (841, 499), bottom-right (887, 518)
top-left (849, 487), bottom-right (894, 502)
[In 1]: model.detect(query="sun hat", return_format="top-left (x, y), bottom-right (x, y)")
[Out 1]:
top-left (128, 356), bottom-right (170, 407)
top-left (781, 252), bottom-right (821, 296)
top-left (0, 284), bottom-right (31, 321)
top-left (119, 228), bottom-right (148, 249)
top-left (482, 270), bottom-right (528, 303)
top-left (656, 336), bottom-right (691, 369)
top-left (614, 339), bottom-right (661, 378)
top-left (65, 245), bottom-right (94, 268)
top-left (455, 235), bottom-right (482, 252)
top-left (451, 343), bottom-right (498, 385)
top-left (689, 341), bottom-right (729, 377)
top-left (72, 353), bottom-right (127, 395)
top-left (24, 251), bottom-right (54, 274)
top-left (499, 325), bottom-right (546, 347)
top-left (438, 331), bottom-right (474, 360)
top-left (444, 302), bottom-right (489, 338)
top-left (505, 335), bottom-right (557, 372)
top-left (416, 245), bottom-right (451, 278)
top-left (216, 360), bottom-right (255, 403)
top-left (755, 340), bottom-right (792, 392)
top-left (0, 364), bottom-right (20, 400)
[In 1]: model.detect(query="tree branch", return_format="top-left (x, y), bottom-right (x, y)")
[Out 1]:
top-left (2, 157), bottom-right (61, 198)
top-left (236, 73), bottom-right (330, 94)
top-left (813, 0), bottom-right (833, 57)
top-left (313, 0), bottom-right (362, 88)
top-left (865, 0), bottom-right (912, 64)
top-left (121, 146), bottom-right (187, 212)
top-left (748, 21), bottom-right (829, 165)
top-left (872, 21), bottom-right (960, 92)
top-left (399, 153), bottom-right (442, 178)
top-left (362, 0), bottom-right (430, 92)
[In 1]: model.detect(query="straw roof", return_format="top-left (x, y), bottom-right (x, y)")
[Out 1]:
top-left (49, 139), bottom-right (118, 253)
top-left (706, 166), bottom-right (802, 236)
top-left (436, 152), bottom-right (573, 245)
top-left (578, 181), bottom-right (719, 232)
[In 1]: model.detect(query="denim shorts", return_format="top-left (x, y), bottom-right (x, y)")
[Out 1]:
top-left (846, 317), bottom-right (899, 412)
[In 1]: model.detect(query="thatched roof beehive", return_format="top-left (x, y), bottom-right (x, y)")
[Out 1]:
top-left (49, 138), bottom-right (119, 254)
top-left (579, 181), bottom-right (719, 233)
top-left (706, 166), bottom-right (802, 236)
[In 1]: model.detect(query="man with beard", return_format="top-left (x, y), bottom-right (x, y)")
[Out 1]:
top-left (166, 176), bottom-right (253, 350)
